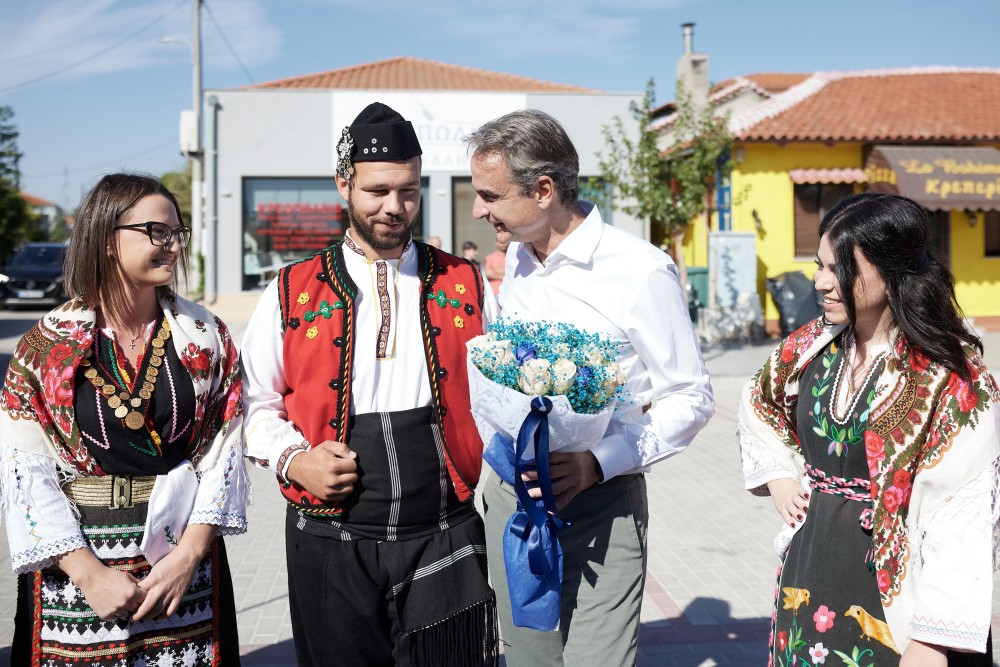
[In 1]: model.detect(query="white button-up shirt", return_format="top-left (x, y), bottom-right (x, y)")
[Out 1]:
top-left (500, 202), bottom-right (714, 480)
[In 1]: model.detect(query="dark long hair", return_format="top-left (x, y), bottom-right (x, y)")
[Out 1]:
top-left (819, 192), bottom-right (980, 382)
top-left (65, 173), bottom-right (188, 304)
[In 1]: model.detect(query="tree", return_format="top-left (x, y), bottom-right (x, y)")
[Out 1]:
top-left (161, 161), bottom-right (193, 225)
top-left (0, 107), bottom-right (37, 260)
top-left (596, 78), bottom-right (732, 278)
top-left (0, 106), bottom-right (23, 187)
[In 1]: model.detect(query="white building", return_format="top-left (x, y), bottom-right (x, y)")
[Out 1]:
top-left (203, 57), bottom-right (642, 297)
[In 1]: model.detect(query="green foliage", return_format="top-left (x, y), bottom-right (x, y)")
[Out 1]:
top-left (596, 78), bottom-right (733, 243)
top-left (0, 178), bottom-right (38, 261)
top-left (0, 107), bottom-right (40, 259)
top-left (161, 161), bottom-right (193, 225)
top-left (0, 106), bottom-right (22, 184)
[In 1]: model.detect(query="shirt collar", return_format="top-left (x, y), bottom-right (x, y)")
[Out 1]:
top-left (519, 200), bottom-right (603, 268)
top-left (343, 228), bottom-right (413, 262)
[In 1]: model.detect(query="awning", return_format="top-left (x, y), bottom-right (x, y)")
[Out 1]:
top-left (789, 168), bottom-right (867, 185)
top-left (864, 145), bottom-right (1000, 210)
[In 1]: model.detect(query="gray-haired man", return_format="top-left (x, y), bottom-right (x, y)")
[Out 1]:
top-left (468, 110), bottom-right (714, 666)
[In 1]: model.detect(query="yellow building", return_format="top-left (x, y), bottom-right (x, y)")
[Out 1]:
top-left (653, 67), bottom-right (1000, 334)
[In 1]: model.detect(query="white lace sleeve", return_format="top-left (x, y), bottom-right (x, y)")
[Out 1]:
top-left (189, 429), bottom-right (251, 536)
top-left (909, 458), bottom-right (996, 653)
top-left (1, 442), bottom-right (87, 574)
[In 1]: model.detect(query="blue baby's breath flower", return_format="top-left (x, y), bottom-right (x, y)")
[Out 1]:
top-left (468, 318), bottom-right (627, 414)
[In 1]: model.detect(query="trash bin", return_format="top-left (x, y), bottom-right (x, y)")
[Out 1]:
top-left (685, 266), bottom-right (708, 324)
top-left (686, 267), bottom-right (709, 309)
top-left (765, 271), bottom-right (822, 336)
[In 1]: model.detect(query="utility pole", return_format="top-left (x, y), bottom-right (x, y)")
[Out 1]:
top-left (191, 0), bottom-right (204, 299)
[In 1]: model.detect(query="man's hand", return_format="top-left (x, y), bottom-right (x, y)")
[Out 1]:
top-left (287, 440), bottom-right (358, 502)
top-left (522, 451), bottom-right (601, 511)
top-left (766, 477), bottom-right (809, 527)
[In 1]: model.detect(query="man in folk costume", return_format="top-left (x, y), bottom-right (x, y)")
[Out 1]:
top-left (242, 102), bottom-right (500, 667)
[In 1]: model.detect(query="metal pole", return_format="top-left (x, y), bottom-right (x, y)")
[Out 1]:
top-left (191, 0), bottom-right (205, 299)
top-left (205, 95), bottom-right (219, 304)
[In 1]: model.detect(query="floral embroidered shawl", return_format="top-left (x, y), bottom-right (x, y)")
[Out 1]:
top-left (738, 317), bottom-right (1000, 653)
top-left (1, 294), bottom-right (243, 477)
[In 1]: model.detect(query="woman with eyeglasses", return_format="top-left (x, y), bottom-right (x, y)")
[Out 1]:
top-left (1, 173), bottom-right (249, 665)
top-left (739, 193), bottom-right (998, 667)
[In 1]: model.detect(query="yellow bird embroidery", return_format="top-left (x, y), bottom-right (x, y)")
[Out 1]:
top-left (781, 587), bottom-right (810, 614)
top-left (844, 605), bottom-right (900, 654)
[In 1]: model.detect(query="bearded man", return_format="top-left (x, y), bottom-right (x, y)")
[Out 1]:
top-left (242, 102), bottom-right (499, 667)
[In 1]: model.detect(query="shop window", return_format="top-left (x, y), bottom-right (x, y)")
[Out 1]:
top-left (242, 177), bottom-right (427, 290)
top-left (792, 183), bottom-right (853, 257)
top-left (986, 211), bottom-right (1000, 257)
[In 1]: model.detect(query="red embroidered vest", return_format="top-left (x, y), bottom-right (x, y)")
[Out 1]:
top-left (276, 241), bottom-right (486, 516)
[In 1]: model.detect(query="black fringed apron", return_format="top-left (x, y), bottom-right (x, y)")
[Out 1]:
top-left (286, 406), bottom-right (498, 667)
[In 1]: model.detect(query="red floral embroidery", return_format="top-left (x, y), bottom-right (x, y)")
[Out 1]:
top-left (908, 347), bottom-right (930, 374)
top-left (42, 364), bottom-right (74, 408)
top-left (3, 389), bottom-right (21, 411)
top-left (877, 569), bottom-right (891, 593)
top-left (181, 343), bottom-right (213, 379)
top-left (777, 631), bottom-right (788, 651)
top-left (948, 374), bottom-right (979, 412)
top-left (223, 383), bottom-right (241, 421)
top-left (882, 486), bottom-right (903, 513)
top-left (46, 342), bottom-right (74, 368)
top-left (813, 605), bottom-right (836, 633)
top-left (864, 431), bottom-right (885, 478)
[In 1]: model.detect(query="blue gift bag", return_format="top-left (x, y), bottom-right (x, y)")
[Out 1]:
top-left (499, 396), bottom-right (569, 631)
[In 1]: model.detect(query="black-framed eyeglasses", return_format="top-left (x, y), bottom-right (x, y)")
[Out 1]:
top-left (114, 221), bottom-right (192, 248)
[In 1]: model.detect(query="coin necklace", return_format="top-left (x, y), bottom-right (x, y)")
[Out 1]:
top-left (82, 319), bottom-right (171, 432)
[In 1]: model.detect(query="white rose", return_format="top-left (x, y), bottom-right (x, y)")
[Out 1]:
top-left (552, 342), bottom-right (571, 358)
top-left (551, 358), bottom-right (577, 395)
top-left (586, 346), bottom-right (607, 367)
top-left (603, 362), bottom-right (627, 397)
top-left (491, 340), bottom-right (516, 369)
top-left (518, 358), bottom-right (552, 396)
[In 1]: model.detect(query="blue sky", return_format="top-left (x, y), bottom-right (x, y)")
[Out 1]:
top-left (2, 0), bottom-right (998, 210)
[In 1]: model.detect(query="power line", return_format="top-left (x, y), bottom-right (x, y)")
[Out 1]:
top-left (25, 139), bottom-right (179, 180)
top-left (203, 0), bottom-right (255, 84)
top-left (0, 35), bottom-right (108, 67)
top-left (0, 0), bottom-right (188, 94)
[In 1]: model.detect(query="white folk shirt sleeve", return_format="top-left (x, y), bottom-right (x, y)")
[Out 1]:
top-left (241, 279), bottom-right (309, 481)
top-left (0, 444), bottom-right (88, 574)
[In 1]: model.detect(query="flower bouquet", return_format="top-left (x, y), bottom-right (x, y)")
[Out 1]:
top-left (466, 319), bottom-right (626, 631)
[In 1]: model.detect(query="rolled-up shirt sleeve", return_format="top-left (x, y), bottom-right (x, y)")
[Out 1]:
top-left (240, 280), bottom-right (310, 481)
top-left (590, 264), bottom-right (714, 480)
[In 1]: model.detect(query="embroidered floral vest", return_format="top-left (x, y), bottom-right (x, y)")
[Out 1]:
top-left (276, 241), bottom-right (486, 516)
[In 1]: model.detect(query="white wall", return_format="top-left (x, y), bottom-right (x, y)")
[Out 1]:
top-left (206, 88), bottom-right (643, 294)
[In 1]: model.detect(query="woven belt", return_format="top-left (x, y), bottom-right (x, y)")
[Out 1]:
top-left (64, 474), bottom-right (157, 510)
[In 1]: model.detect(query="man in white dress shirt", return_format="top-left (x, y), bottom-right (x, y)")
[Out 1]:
top-left (242, 102), bottom-right (500, 667)
top-left (467, 109), bottom-right (714, 666)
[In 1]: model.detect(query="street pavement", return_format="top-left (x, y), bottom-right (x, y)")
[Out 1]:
top-left (1, 301), bottom-right (998, 666)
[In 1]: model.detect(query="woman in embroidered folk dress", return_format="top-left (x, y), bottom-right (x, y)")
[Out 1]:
top-left (0, 174), bottom-right (249, 666)
top-left (739, 193), bottom-right (1000, 667)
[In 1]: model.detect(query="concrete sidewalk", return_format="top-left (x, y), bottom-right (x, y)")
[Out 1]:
top-left (2, 300), bottom-right (999, 666)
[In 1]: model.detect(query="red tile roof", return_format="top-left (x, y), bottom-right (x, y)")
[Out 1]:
top-left (249, 56), bottom-right (598, 93)
top-left (20, 192), bottom-right (55, 207)
top-left (651, 72), bottom-right (809, 119)
top-left (732, 67), bottom-right (1000, 142)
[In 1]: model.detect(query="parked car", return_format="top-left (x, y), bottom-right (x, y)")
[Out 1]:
top-left (0, 242), bottom-right (68, 309)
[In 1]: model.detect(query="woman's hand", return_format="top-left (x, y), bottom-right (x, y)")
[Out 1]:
top-left (133, 524), bottom-right (216, 621)
top-left (57, 547), bottom-right (146, 621)
top-left (899, 639), bottom-right (947, 667)
top-left (767, 477), bottom-right (810, 527)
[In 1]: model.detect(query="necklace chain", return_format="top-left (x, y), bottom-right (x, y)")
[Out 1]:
top-left (830, 339), bottom-right (885, 426)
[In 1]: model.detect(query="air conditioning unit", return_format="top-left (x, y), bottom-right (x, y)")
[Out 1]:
top-left (179, 110), bottom-right (199, 156)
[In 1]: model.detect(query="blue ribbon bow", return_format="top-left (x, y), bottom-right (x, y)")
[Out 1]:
top-left (496, 396), bottom-right (570, 631)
